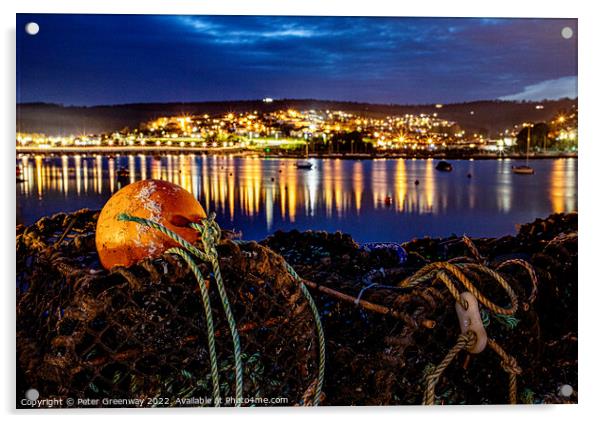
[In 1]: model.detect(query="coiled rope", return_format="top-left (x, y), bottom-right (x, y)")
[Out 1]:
top-left (422, 332), bottom-right (522, 405)
top-left (460, 236), bottom-right (538, 312)
top-left (398, 261), bottom-right (518, 315)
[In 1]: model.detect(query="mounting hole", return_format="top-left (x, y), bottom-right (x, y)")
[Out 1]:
top-left (561, 27), bottom-right (573, 40)
top-left (25, 388), bottom-right (40, 401)
top-left (25, 22), bottom-right (40, 36)
top-left (558, 384), bottom-right (573, 397)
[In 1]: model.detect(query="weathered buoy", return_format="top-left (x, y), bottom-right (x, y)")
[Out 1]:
top-left (95, 179), bottom-right (206, 269)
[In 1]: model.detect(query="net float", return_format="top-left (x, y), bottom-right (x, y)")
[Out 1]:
top-left (95, 179), bottom-right (206, 269)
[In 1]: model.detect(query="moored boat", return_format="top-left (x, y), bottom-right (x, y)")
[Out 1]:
top-left (513, 123), bottom-right (535, 176)
top-left (295, 160), bottom-right (313, 169)
top-left (435, 160), bottom-right (453, 172)
top-left (512, 165), bottom-right (535, 175)
top-left (16, 166), bottom-right (25, 183)
top-left (296, 142), bottom-right (313, 169)
top-left (116, 167), bottom-right (130, 182)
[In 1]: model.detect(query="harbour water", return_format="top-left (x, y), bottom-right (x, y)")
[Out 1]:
top-left (16, 155), bottom-right (577, 242)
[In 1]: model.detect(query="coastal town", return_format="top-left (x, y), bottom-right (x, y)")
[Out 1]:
top-left (16, 101), bottom-right (578, 157)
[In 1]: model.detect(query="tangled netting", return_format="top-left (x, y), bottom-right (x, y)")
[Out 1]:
top-left (17, 209), bottom-right (319, 407)
top-left (17, 210), bottom-right (577, 407)
top-left (263, 212), bottom-right (577, 405)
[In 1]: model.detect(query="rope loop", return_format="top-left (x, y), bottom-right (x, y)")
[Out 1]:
top-left (461, 235), bottom-right (485, 264)
top-left (399, 237), bottom-right (525, 405)
top-left (398, 261), bottom-right (518, 315)
top-left (495, 259), bottom-right (538, 311)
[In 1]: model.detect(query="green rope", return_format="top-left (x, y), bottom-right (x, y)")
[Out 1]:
top-left (233, 240), bottom-right (326, 406)
top-left (116, 213), bottom-right (209, 261)
top-left (117, 213), bottom-right (242, 406)
top-left (493, 313), bottom-right (520, 330)
top-left (166, 247), bottom-right (222, 407)
top-left (191, 216), bottom-right (244, 405)
top-left (231, 238), bottom-right (326, 406)
top-left (282, 262), bottom-right (326, 406)
top-left (118, 213), bottom-right (325, 406)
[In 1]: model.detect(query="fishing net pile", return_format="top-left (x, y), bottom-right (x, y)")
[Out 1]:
top-left (17, 209), bottom-right (320, 407)
top-left (263, 212), bottom-right (577, 405)
top-left (17, 209), bottom-right (577, 406)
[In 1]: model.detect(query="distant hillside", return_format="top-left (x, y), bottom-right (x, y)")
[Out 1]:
top-left (16, 98), bottom-right (577, 137)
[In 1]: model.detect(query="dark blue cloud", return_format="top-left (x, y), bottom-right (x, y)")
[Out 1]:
top-left (16, 14), bottom-right (577, 105)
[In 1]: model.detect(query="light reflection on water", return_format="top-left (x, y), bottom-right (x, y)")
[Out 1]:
top-left (16, 155), bottom-right (577, 242)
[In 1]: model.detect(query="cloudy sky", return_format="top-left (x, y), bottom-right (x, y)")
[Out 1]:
top-left (16, 14), bottom-right (577, 106)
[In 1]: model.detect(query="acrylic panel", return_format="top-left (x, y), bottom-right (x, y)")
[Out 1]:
top-left (16, 14), bottom-right (577, 408)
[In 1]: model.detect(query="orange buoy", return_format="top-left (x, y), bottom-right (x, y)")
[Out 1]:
top-left (95, 179), bottom-right (206, 269)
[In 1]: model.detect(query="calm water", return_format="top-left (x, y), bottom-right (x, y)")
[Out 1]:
top-left (16, 155), bottom-right (577, 242)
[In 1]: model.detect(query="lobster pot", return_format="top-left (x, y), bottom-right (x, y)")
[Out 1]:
top-left (262, 220), bottom-right (577, 405)
top-left (17, 210), bottom-right (320, 407)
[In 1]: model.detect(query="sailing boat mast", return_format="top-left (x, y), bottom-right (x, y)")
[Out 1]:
top-left (526, 124), bottom-right (531, 165)
top-left (296, 140), bottom-right (313, 169)
top-left (512, 123), bottom-right (535, 174)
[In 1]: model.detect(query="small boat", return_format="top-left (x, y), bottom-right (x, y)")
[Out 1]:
top-left (295, 160), bottom-right (313, 169)
top-left (296, 142), bottom-right (313, 169)
top-left (513, 124), bottom-right (534, 175)
top-left (117, 167), bottom-right (130, 182)
top-left (512, 165), bottom-right (535, 175)
top-left (435, 160), bottom-right (453, 172)
top-left (16, 166), bottom-right (25, 183)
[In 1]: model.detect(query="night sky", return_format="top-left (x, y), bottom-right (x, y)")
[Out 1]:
top-left (16, 14), bottom-right (577, 106)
